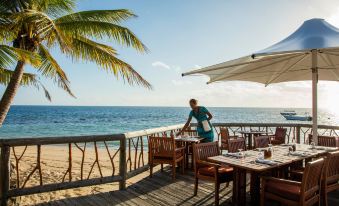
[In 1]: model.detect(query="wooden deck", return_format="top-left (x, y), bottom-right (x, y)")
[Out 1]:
top-left (36, 167), bottom-right (339, 206)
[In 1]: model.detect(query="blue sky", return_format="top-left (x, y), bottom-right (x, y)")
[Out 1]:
top-left (2, 0), bottom-right (339, 109)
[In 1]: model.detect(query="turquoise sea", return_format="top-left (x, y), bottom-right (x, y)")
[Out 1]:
top-left (1, 106), bottom-right (339, 138)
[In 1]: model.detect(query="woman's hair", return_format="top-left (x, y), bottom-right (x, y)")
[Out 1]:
top-left (189, 99), bottom-right (197, 105)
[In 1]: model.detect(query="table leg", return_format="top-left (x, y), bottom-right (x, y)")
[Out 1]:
top-left (248, 134), bottom-right (253, 149)
top-left (232, 167), bottom-right (247, 206)
top-left (250, 172), bottom-right (260, 205)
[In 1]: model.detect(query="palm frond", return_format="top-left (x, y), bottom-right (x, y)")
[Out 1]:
top-left (38, 44), bottom-right (74, 97)
top-left (68, 36), bottom-right (152, 89)
top-left (0, 45), bottom-right (41, 68)
top-left (55, 9), bottom-right (136, 24)
top-left (55, 10), bottom-right (147, 53)
top-left (0, 67), bottom-right (52, 101)
top-left (32, 0), bottom-right (75, 17)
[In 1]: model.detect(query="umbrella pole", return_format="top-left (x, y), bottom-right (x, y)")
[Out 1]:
top-left (311, 50), bottom-right (318, 145)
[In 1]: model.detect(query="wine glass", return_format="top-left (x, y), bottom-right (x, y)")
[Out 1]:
top-left (238, 149), bottom-right (244, 158)
top-left (257, 148), bottom-right (264, 160)
top-left (310, 142), bottom-right (315, 149)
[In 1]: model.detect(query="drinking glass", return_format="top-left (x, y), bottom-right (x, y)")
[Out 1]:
top-left (258, 149), bottom-right (264, 160)
top-left (238, 149), bottom-right (244, 158)
top-left (310, 142), bottom-right (315, 149)
top-left (288, 146), bottom-right (293, 155)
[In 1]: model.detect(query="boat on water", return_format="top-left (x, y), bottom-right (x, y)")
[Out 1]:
top-left (283, 114), bottom-right (312, 121)
top-left (280, 110), bottom-right (312, 121)
top-left (280, 110), bottom-right (297, 116)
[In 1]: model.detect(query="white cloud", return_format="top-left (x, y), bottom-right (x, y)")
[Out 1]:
top-left (151, 61), bottom-right (170, 70)
top-left (328, 7), bottom-right (339, 27)
top-left (171, 80), bottom-right (192, 86)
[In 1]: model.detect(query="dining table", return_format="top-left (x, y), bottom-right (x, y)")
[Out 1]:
top-left (238, 130), bottom-right (273, 149)
top-left (208, 144), bottom-right (338, 206)
top-left (175, 136), bottom-right (204, 168)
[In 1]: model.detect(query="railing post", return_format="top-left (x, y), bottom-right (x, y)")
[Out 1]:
top-left (0, 145), bottom-right (10, 206)
top-left (296, 126), bottom-right (301, 144)
top-left (119, 136), bottom-right (127, 190)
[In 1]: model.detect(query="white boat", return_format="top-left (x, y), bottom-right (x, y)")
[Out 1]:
top-left (283, 113), bottom-right (312, 121)
top-left (280, 110), bottom-right (297, 116)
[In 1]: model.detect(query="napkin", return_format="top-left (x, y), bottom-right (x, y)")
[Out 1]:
top-left (289, 151), bottom-right (308, 157)
top-left (255, 159), bottom-right (278, 166)
top-left (224, 153), bottom-right (243, 158)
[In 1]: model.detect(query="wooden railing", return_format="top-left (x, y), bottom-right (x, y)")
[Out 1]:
top-left (0, 124), bottom-right (183, 206)
top-left (0, 122), bottom-right (338, 205)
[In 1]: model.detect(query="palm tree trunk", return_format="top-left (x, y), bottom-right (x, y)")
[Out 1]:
top-left (0, 61), bottom-right (25, 126)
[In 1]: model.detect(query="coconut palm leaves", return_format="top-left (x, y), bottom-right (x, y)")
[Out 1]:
top-left (0, 0), bottom-right (151, 92)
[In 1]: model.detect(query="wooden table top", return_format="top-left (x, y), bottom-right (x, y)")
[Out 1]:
top-left (208, 144), bottom-right (338, 172)
top-left (238, 130), bottom-right (273, 135)
top-left (175, 136), bottom-right (204, 143)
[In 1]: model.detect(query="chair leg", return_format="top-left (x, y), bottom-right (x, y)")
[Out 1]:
top-left (172, 161), bottom-right (176, 180)
top-left (323, 190), bottom-right (328, 206)
top-left (215, 181), bottom-right (220, 206)
top-left (150, 162), bottom-right (153, 177)
top-left (194, 177), bottom-right (198, 196)
top-left (260, 189), bottom-right (265, 206)
top-left (181, 159), bottom-right (185, 174)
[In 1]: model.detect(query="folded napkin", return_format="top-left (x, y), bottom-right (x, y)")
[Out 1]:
top-left (289, 151), bottom-right (308, 157)
top-left (224, 152), bottom-right (243, 158)
top-left (280, 143), bottom-right (294, 147)
top-left (255, 159), bottom-right (278, 166)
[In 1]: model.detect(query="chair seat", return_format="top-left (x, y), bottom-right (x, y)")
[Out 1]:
top-left (266, 179), bottom-right (301, 201)
top-left (271, 139), bottom-right (284, 145)
top-left (198, 165), bottom-right (233, 181)
top-left (154, 150), bottom-right (183, 160)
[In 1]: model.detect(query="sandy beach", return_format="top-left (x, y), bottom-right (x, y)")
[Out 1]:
top-left (9, 145), bottom-right (153, 206)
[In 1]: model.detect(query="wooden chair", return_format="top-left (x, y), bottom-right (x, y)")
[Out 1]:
top-left (220, 127), bottom-right (238, 152)
top-left (308, 134), bottom-right (339, 147)
top-left (254, 136), bottom-right (271, 148)
top-left (269, 127), bottom-right (287, 145)
top-left (321, 151), bottom-right (339, 206)
top-left (193, 142), bottom-right (233, 206)
top-left (227, 138), bottom-right (246, 153)
top-left (261, 158), bottom-right (325, 206)
top-left (148, 136), bottom-right (185, 180)
top-left (318, 135), bottom-right (339, 147)
top-left (180, 128), bottom-right (198, 168)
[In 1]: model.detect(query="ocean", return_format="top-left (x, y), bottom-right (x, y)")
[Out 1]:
top-left (1, 106), bottom-right (338, 138)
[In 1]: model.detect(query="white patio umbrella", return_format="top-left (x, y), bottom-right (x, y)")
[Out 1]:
top-left (182, 18), bottom-right (339, 144)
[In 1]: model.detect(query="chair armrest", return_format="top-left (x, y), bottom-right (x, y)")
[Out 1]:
top-left (262, 176), bottom-right (301, 186)
top-left (175, 146), bottom-right (185, 152)
top-left (196, 160), bottom-right (220, 168)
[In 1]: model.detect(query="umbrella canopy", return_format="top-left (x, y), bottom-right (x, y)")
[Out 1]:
top-left (182, 18), bottom-right (339, 144)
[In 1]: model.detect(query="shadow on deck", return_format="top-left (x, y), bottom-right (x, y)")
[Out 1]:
top-left (36, 167), bottom-right (339, 206)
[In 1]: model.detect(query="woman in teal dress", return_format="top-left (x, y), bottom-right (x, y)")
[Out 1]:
top-left (177, 99), bottom-right (214, 142)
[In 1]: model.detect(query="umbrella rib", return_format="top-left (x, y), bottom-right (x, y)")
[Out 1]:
top-left (321, 53), bottom-right (339, 80)
top-left (184, 53), bottom-right (304, 76)
top-left (265, 54), bottom-right (308, 86)
top-left (209, 53), bottom-right (305, 83)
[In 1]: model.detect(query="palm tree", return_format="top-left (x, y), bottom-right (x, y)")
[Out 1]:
top-left (0, 0), bottom-right (151, 126)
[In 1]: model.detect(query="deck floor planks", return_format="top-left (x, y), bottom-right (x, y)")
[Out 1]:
top-left (34, 167), bottom-right (338, 206)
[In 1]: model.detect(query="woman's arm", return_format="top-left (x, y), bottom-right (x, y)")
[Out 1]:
top-left (177, 116), bottom-right (192, 136)
top-left (206, 111), bottom-right (213, 121)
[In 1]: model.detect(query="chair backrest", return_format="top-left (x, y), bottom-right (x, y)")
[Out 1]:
top-left (318, 136), bottom-right (338, 147)
top-left (323, 151), bottom-right (339, 187)
top-left (275, 128), bottom-right (287, 142)
top-left (228, 138), bottom-right (246, 153)
top-left (220, 127), bottom-right (230, 143)
top-left (149, 136), bottom-right (175, 158)
top-left (182, 126), bottom-right (198, 136)
top-left (193, 141), bottom-right (220, 162)
top-left (254, 136), bottom-right (270, 148)
top-left (300, 158), bottom-right (325, 203)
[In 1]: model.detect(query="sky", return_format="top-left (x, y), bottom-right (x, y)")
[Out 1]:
top-left (2, 0), bottom-right (339, 109)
